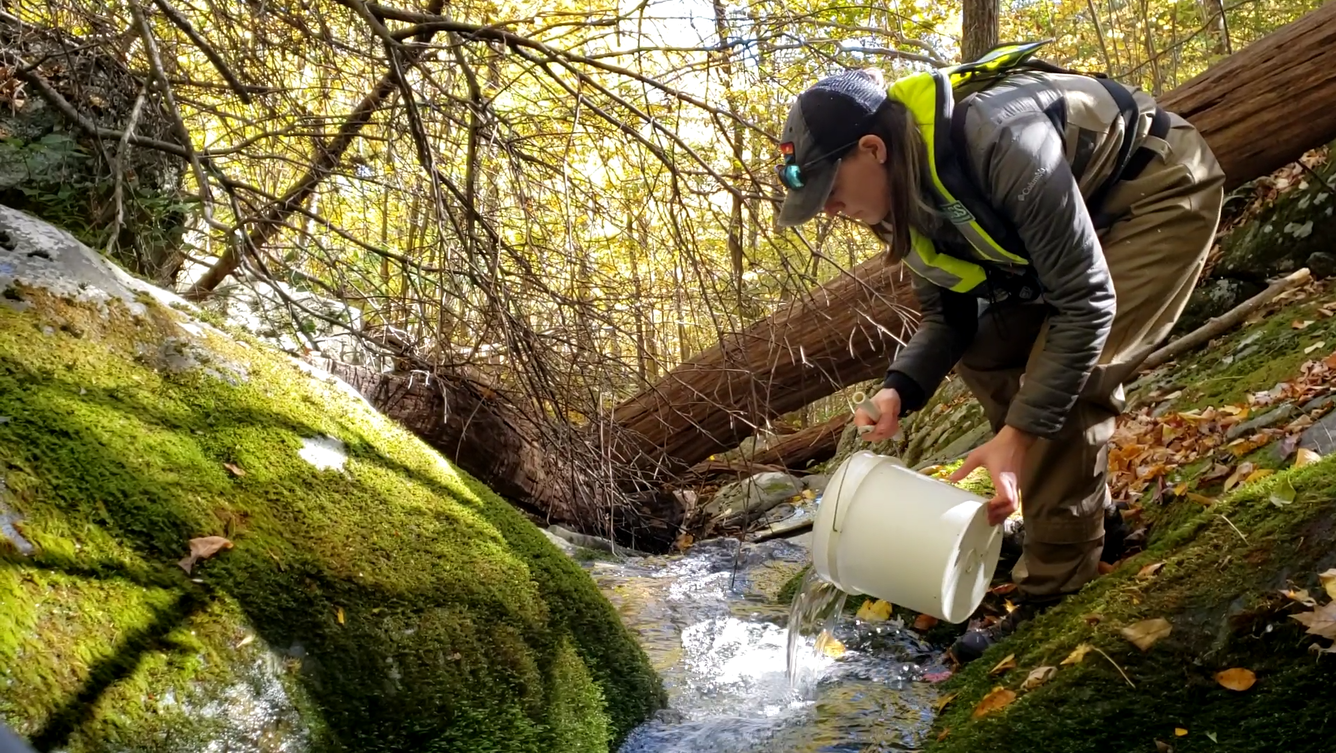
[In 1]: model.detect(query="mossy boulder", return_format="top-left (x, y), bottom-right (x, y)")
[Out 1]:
top-left (1214, 159), bottom-right (1336, 284)
top-left (0, 205), bottom-right (663, 752)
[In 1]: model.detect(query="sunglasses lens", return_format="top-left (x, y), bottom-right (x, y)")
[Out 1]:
top-left (777, 163), bottom-right (804, 190)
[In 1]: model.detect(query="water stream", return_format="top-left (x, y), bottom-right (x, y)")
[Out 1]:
top-left (586, 537), bottom-right (950, 752)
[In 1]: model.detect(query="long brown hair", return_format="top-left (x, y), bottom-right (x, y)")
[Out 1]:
top-left (863, 98), bottom-right (939, 260)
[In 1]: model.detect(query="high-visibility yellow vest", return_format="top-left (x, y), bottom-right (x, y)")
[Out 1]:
top-left (888, 41), bottom-right (1056, 293)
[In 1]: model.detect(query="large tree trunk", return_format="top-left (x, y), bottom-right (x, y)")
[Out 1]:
top-left (610, 2), bottom-right (1336, 472)
top-left (608, 252), bottom-right (917, 475)
top-left (1158, 2), bottom-right (1336, 192)
top-left (961, 0), bottom-right (999, 62)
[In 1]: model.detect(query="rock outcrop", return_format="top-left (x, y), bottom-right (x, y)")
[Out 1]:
top-left (0, 205), bottom-right (664, 752)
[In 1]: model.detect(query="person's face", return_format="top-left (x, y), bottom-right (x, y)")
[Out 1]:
top-left (822, 135), bottom-right (891, 224)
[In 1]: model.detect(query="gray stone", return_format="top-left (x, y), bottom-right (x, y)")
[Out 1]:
top-left (706, 471), bottom-right (804, 527)
top-left (1307, 251), bottom-right (1336, 280)
top-left (1214, 164), bottom-right (1336, 282)
top-left (1226, 404), bottom-right (1297, 440)
top-left (1171, 278), bottom-right (1265, 337)
top-left (915, 422), bottom-right (992, 470)
top-left (1298, 410), bottom-right (1336, 456)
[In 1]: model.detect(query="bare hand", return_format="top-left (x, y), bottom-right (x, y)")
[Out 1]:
top-left (948, 425), bottom-right (1036, 525)
top-left (855, 388), bottom-right (902, 442)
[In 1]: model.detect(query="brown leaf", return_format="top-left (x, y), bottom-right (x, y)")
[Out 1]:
top-left (178, 535), bottom-right (234, 574)
top-left (1021, 665), bottom-right (1057, 691)
top-left (936, 728), bottom-right (950, 742)
top-left (1214, 667), bottom-right (1256, 691)
top-left (1137, 562), bottom-right (1165, 579)
top-left (990, 583), bottom-right (1018, 596)
top-left (1098, 561), bottom-right (1116, 575)
top-left (914, 613), bottom-right (939, 631)
top-left (1292, 319), bottom-right (1314, 330)
top-left (1083, 614), bottom-right (1104, 626)
top-left (1289, 602), bottom-right (1336, 640)
top-left (1061, 643), bottom-right (1094, 665)
top-left (971, 687), bottom-right (1017, 719)
top-left (989, 653), bottom-right (1017, 675)
top-left (1155, 740), bottom-right (1174, 753)
top-left (1121, 617), bottom-right (1172, 651)
top-left (1281, 588), bottom-right (1318, 607)
top-left (222, 462), bottom-right (247, 477)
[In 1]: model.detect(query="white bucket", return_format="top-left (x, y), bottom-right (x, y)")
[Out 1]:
top-left (811, 450), bottom-right (1002, 624)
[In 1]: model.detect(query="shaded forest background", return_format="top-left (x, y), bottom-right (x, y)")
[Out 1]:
top-left (0, 0), bottom-right (1325, 547)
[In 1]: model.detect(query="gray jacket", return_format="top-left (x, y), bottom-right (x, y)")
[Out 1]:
top-left (883, 70), bottom-right (1167, 438)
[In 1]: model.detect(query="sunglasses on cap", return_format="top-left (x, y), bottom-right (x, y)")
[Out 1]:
top-left (774, 138), bottom-right (860, 192)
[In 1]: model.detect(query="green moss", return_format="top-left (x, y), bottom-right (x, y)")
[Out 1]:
top-left (924, 450), bottom-right (1336, 753)
top-left (1170, 294), bottom-right (1336, 411)
top-left (0, 288), bottom-right (663, 751)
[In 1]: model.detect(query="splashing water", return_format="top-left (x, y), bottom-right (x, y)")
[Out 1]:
top-left (589, 537), bottom-right (950, 753)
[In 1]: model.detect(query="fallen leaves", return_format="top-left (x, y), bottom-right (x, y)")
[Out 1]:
top-left (1021, 665), bottom-right (1056, 691)
top-left (1269, 476), bottom-right (1297, 507)
top-left (337, 606), bottom-right (346, 625)
top-left (1290, 601), bottom-right (1336, 641)
top-left (971, 687), bottom-right (1016, 719)
top-left (1214, 667), bottom-right (1256, 691)
top-left (815, 630), bottom-right (846, 658)
top-left (1295, 448), bottom-right (1322, 467)
top-left (222, 462), bottom-right (247, 477)
top-left (1121, 617), bottom-right (1173, 651)
top-left (934, 692), bottom-right (958, 714)
top-left (855, 598), bottom-right (892, 622)
top-left (1061, 643), bottom-right (1094, 665)
top-left (989, 653), bottom-right (1017, 675)
top-left (178, 535), bottom-right (233, 574)
top-left (913, 613), bottom-right (939, 631)
top-left (1321, 569), bottom-right (1336, 601)
top-left (1137, 562), bottom-right (1166, 579)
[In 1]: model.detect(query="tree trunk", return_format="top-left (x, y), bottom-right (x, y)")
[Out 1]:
top-left (961, 0), bottom-right (999, 62)
top-left (610, 2), bottom-right (1336, 472)
top-left (609, 252), bottom-right (916, 474)
top-left (1158, 2), bottom-right (1336, 192)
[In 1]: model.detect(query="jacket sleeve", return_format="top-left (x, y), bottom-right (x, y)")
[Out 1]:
top-left (882, 271), bottom-right (978, 415)
top-left (973, 111), bottom-right (1117, 437)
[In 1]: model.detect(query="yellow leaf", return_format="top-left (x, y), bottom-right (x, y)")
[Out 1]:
top-left (1214, 667), bottom-right (1256, 691)
top-left (1244, 469), bottom-right (1274, 484)
top-left (934, 691), bottom-right (958, 713)
top-left (815, 630), bottom-right (846, 658)
top-left (1173, 482), bottom-right (1189, 497)
top-left (1021, 665), bottom-right (1057, 690)
top-left (989, 653), bottom-right (1017, 675)
top-left (1295, 448), bottom-right (1321, 467)
top-left (1289, 602), bottom-right (1336, 640)
top-left (1319, 569), bottom-right (1336, 602)
top-left (1121, 617), bottom-right (1172, 651)
top-left (856, 598), bottom-right (892, 622)
top-left (1187, 493), bottom-right (1216, 506)
top-left (1175, 727), bottom-right (1189, 737)
top-left (1061, 643), bottom-right (1094, 665)
top-left (337, 606), bottom-right (345, 625)
top-left (971, 687), bottom-right (1017, 719)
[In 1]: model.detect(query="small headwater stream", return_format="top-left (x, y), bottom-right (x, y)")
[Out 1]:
top-left (585, 537), bottom-right (950, 752)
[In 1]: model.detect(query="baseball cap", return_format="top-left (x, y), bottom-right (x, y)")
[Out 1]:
top-left (775, 69), bottom-right (892, 227)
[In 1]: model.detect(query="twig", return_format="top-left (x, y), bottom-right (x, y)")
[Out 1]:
top-left (148, 0), bottom-right (254, 104)
top-left (104, 86), bottom-right (148, 257)
top-left (1218, 513), bottom-right (1248, 544)
top-left (1136, 268), bottom-right (1313, 373)
top-left (1092, 646), bottom-right (1136, 688)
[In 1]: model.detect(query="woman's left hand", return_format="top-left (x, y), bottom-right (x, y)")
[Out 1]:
top-left (948, 425), bottom-right (1036, 526)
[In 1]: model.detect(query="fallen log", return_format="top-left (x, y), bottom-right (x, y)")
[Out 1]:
top-left (610, 4), bottom-right (1336, 472)
top-left (691, 413), bottom-right (851, 478)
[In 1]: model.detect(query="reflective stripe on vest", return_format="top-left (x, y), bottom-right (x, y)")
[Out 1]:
top-left (888, 40), bottom-right (1056, 291)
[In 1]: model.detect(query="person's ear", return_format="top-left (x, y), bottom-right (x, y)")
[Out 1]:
top-left (858, 134), bottom-right (888, 164)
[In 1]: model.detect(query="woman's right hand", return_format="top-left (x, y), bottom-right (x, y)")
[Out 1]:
top-left (855, 388), bottom-right (901, 442)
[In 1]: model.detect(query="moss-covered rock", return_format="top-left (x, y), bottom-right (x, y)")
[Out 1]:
top-left (0, 206), bottom-right (663, 751)
top-left (1214, 155), bottom-right (1336, 283)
